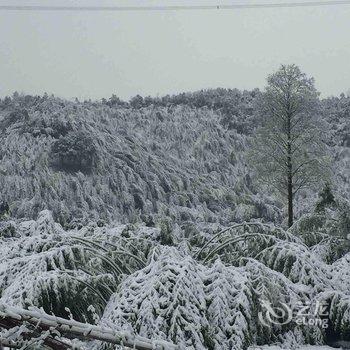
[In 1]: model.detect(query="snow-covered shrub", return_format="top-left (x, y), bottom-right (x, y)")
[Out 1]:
top-left (98, 247), bottom-right (209, 349)
top-left (317, 291), bottom-right (350, 344)
top-left (255, 241), bottom-right (330, 288)
top-left (315, 183), bottom-right (336, 213)
top-left (244, 259), bottom-right (324, 346)
top-left (158, 217), bottom-right (175, 246)
top-left (0, 109), bottom-right (29, 130)
top-left (205, 259), bottom-right (253, 350)
top-left (1, 211), bottom-right (350, 348)
top-left (50, 131), bottom-right (98, 173)
top-left (195, 221), bottom-right (299, 265)
top-left (94, 247), bottom-right (256, 349)
top-left (0, 211), bottom-right (154, 323)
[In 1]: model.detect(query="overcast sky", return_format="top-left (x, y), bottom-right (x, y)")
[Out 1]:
top-left (0, 0), bottom-right (350, 100)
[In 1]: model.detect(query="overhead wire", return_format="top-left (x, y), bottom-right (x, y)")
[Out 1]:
top-left (0, 0), bottom-right (350, 11)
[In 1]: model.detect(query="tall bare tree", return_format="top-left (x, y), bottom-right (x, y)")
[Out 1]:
top-left (250, 64), bottom-right (328, 227)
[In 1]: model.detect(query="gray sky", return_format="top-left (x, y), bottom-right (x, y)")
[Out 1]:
top-left (0, 0), bottom-right (350, 100)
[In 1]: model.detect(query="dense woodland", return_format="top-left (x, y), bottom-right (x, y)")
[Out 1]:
top-left (0, 85), bottom-right (349, 349)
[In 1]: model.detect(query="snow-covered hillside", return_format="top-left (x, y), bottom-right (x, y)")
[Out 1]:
top-left (0, 90), bottom-right (349, 349)
top-left (0, 91), bottom-right (348, 228)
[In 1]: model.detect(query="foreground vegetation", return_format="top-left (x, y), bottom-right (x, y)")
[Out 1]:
top-left (0, 76), bottom-right (349, 348)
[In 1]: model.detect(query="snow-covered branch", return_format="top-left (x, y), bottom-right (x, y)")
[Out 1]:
top-left (0, 304), bottom-right (178, 350)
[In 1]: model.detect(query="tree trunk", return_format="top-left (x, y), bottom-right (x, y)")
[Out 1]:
top-left (287, 108), bottom-right (294, 228)
top-left (287, 173), bottom-right (293, 227)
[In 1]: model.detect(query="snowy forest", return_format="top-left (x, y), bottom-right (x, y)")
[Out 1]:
top-left (0, 65), bottom-right (349, 350)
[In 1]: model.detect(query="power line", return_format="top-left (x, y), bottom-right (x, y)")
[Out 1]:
top-left (0, 1), bottom-right (350, 11)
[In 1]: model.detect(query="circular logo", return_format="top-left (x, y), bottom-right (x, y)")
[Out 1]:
top-left (258, 299), bottom-right (293, 327)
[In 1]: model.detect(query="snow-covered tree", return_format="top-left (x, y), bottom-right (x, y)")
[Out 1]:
top-left (250, 64), bottom-right (329, 227)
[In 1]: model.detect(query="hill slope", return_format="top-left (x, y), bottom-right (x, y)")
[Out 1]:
top-left (0, 90), bottom-right (348, 228)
